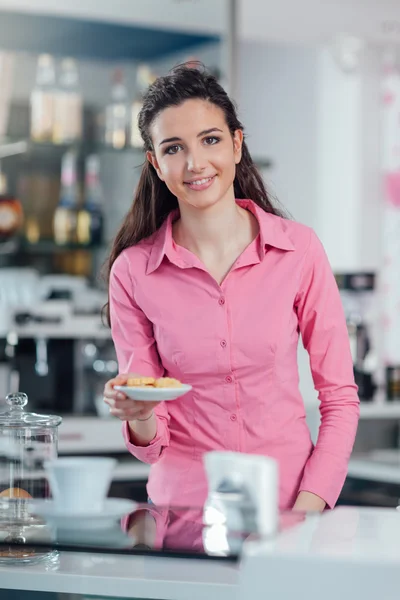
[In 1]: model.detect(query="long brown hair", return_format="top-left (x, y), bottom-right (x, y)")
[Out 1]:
top-left (103, 64), bottom-right (284, 326)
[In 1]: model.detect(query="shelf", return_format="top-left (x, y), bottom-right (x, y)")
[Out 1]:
top-left (348, 449), bottom-right (400, 484)
top-left (0, 137), bottom-right (146, 160)
top-left (22, 239), bottom-right (106, 254)
top-left (0, 238), bottom-right (107, 258)
top-left (253, 158), bottom-right (273, 170)
top-left (348, 457), bottom-right (400, 484)
top-left (0, 10), bottom-right (218, 61)
top-left (359, 402), bottom-right (400, 420)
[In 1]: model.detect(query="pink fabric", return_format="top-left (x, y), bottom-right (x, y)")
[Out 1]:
top-left (385, 172), bottom-right (400, 207)
top-left (110, 200), bottom-right (359, 510)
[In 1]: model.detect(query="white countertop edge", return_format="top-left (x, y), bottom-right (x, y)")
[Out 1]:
top-left (359, 402), bottom-right (400, 419)
top-left (348, 459), bottom-right (400, 484)
top-left (0, 554), bottom-right (238, 599)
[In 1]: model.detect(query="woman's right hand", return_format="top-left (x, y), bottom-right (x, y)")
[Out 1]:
top-left (103, 373), bottom-right (161, 422)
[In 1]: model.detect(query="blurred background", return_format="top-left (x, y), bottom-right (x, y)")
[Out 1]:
top-left (0, 0), bottom-right (400, 507)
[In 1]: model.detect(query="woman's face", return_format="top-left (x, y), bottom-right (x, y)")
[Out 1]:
top-left (147, 99), bottom-right (243, 211)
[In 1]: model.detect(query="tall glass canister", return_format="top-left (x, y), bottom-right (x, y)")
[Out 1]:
top-left (0, 392), bottom-right (62, 564)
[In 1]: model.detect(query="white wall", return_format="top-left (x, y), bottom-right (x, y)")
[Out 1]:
top-left (238, 41), bottom-right (319, 228)
top-left (315, 45), bottom-right (382, 272)
top-left (238, 40), bottom-right (382, 273)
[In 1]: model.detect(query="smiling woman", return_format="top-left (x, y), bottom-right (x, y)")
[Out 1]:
top-left (148, 100), bottom-right (242, 212)
top-left (102, 64), bottom-right (359, 514)
top-left (103, 64), bottom-right (282, 306)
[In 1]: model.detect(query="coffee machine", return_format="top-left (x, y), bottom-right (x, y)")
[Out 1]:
top-left (335, 272), bottom-right (377, 401)
top-left (0, 270), bottom-right (111, 416)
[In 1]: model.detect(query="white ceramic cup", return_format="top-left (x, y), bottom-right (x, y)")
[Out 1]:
top-left (44, 457), bottom-right (117, 513)
top-left (203, 451), bottom-right (278, 537)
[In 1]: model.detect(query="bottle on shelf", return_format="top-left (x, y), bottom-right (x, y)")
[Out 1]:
top-left (0, 165), bottom-right (23, 243)
top-left (53, 150), bottom-right (80, 246)
top-left (53, 58), bottom-right (83, 145)
top-left (130, 64), bottom-right (156, 149)
top-left (21, 171), bottom-right (61, 245)
top-left (76, 154), bottom-right (104, 246)
top-left (386, 366), bottom-right (400, 401)
top-left (105, 68), bottom-right (128, 150)
top-left (30, 54), bottom-right (57, 143)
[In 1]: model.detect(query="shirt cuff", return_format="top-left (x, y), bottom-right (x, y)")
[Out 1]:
top-left (122, 417), bottom-right (169, 464)
top-left (298, 449), bottom-right (349, 509)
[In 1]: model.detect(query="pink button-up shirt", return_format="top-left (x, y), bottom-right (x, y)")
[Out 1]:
top-left (110, 199), bottom-right (359, 509)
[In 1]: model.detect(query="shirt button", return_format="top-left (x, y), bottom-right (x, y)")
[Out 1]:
top-left (230, 414), bottom-right (237, 422)
top-left (220, 340), bottom-right (227, 348)
top-left (218, 297), bottom-right (225, 306)
top-left (225, 375), bottom-right (233, 383)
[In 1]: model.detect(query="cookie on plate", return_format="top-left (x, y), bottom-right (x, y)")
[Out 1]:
top-left (127, 376), bottom-right (156, 387)
top-left (154, 377), bottom-right (182, 388)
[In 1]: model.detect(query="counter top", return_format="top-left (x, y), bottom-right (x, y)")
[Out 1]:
top-left (0, 550), bottom-right (238, 600)
top-left (240, 506), bottom-right (400, 600)
top-left (245, 506), bottom-right (400, 562)
top-left (1, 507), bottom-right (400, 600)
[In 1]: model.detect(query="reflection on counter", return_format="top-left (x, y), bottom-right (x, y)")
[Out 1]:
top-left (0, 499), bottom-right (308, 563)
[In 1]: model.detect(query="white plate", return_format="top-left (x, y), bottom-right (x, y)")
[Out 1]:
top-left (29, 498), bottom-right (136, 530)
top-left (115, 384), bottom-right (192, 402)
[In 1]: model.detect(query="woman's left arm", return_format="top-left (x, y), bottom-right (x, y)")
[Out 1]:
top-left (294, 229), bottom-right (360, 511)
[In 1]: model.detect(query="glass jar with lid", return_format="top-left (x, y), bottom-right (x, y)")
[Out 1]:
top-left (0, 392), bottom-right (62, 565)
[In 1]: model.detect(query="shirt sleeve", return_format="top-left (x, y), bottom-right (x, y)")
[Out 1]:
top-left (110, 252), bottom-right (170, 464)
top-left (295, 230), bottom-right (360, 508)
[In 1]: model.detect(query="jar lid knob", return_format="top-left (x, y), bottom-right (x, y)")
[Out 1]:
top-left (5, 392), bottom-right (28, 411)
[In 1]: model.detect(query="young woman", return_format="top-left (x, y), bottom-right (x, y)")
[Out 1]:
top-left (103, 65), bottom-right (359, 512)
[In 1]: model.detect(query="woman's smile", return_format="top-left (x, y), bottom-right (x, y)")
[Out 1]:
top-left (184, 175), bottom-right (217, 191)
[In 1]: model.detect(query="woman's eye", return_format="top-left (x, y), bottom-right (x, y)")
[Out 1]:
top-left (203, 136), bottom-right (220, 146)
top-left (165, 145), bottom-right (182, 155)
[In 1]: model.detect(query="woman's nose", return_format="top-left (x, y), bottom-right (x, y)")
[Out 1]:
top-left (186, 150), bottom-right (206, 173)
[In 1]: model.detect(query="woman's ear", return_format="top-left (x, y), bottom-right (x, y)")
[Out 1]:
top-left (233, 129), bottom-right (243, 165)
top-left (146, 151), bottom-right (164, 181)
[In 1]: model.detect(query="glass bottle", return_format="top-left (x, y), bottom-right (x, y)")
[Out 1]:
top-left (130, 64), bottom-right (155, 148)
top-left (53, 58), bottom-right (83, 144)
top-left (0, 168), bottom-right (23, 243)
top-left (105, 68), bottom-right (128, 149)
top-left (53, 150), bottom-right (80, 246)
top-left (30, 54), bottom-right (56, 143)
top-left (76, 154), bottom-right (104, 246)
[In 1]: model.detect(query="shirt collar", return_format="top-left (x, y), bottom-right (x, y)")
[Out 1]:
top-left (146, 209), bottom-right (180, 275)
top-left (238, 199), bottom-right (295, 254)
top-left (146, 199), bottom-right (294, 275)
